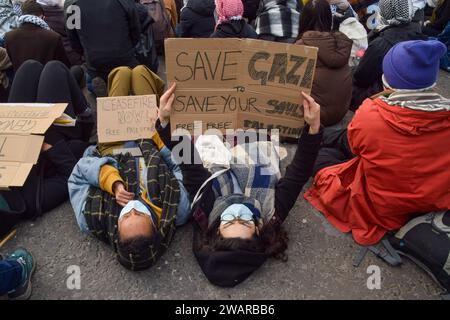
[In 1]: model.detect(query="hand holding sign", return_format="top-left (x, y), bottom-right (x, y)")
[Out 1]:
top-left (165, 38), bottom-right (318, 138)
top-left (302, 92), bottom-right (321, 135)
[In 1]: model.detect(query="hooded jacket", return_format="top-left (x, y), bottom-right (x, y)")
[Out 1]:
top-left (352, 23), bottom-right (426, 109)
top-left (305, 95), bottom-right (450, 246)
top-left (297, 31), bottom-right (353, 127)
top-left (176, 0), bottom-right (215, 38)
top-left (210, 19), bottom-right (258, 39)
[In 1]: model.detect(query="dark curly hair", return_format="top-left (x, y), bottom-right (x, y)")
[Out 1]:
top-left (198, 218), bottom-right (289, 261)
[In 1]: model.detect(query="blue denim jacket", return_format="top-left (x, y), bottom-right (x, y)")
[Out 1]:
top-left (68, 144), bottom-right (191, 235)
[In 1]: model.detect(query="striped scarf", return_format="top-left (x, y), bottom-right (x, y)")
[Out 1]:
top-left (83, 139), bottom-right (180, 271)
top-left (380, 85), bottom-right (450, 112)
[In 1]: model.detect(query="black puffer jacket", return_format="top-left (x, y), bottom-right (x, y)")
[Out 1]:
top-left (176, 0), bottom-right (216, 38)
top-left (64, 0), bottom-right (141, 79)
top-left (352, 23), bottom-right (427, 109)
top-left (210, 20), bottom-right (258, 39)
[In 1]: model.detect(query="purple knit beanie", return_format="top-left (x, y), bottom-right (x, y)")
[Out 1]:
top-left (382, 40), bottom-right (447, 90)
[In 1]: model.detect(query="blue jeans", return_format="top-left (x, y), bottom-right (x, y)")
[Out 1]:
top-left (0, 259), bottom-right (23, 295)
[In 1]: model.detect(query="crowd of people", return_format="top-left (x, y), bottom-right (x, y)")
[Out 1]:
top-left (0, 0), bottom-right (449, 299)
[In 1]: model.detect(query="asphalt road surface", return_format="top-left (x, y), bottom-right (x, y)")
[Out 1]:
top-left (1, 71), bottom-right (449, 300)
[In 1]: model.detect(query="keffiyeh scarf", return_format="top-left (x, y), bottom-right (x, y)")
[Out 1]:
top-left (18, 14), bottom-right (50, 30)
top-left (377, 0), bottom-right (414, 31)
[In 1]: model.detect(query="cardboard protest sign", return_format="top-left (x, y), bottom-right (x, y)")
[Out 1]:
top-left (97, 95), bottom-right (158, 143)
top-left (165, 38), bottom-right (318, 138)
top-left (0, 103), bottom-right (67, 188)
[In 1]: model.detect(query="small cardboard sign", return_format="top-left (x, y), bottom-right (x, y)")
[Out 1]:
top-left (165, 38), bottom-right (318, 138)
top-left (97, 95), bottom-right (158, 143)
top-left (0, 103), bottom-right (67, 188)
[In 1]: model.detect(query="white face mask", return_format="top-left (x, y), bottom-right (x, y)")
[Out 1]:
top-left (119, 200), bottom-right (155, 226)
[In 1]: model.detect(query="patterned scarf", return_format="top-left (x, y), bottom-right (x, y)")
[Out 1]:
top-left (215, 0), bottom-right (243, 28)
top-left (83, 139), bottom-right (180, 271)
top-left (18, 14), bottom-right (50, 30)
top-left (207, 141), bottom-right (281, 227)
top-left (380, 84), bottom-right (450, 112)
top-left (377, 0), bottom-right (414, 31)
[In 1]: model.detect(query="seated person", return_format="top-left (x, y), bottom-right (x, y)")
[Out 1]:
top-left (255, 0), bottom-right (301, 43)
top-left (40, 0), bottom-right (84, 66)
top-left (423, 0), bottom-right (450, 36)
top-left (176, 0), bottom-right (216, 38)
top-left (328, 0), bottom-right (357, 30)
top-left (68, 66), bottom-right (191, 271)
top-left (296, 0), bottom-right (353, 127)
top-left (305, 40), bottom-right (450, 246)
top-left (154, 85), bottom-right (323, 286)
top-left (0, 59), bottom-right (90, 223)
top-left (0, 0), bottom-right (20, 38)
top-left (351, 0), bottom-right (426, 110)
top-left (210, 0), bottom-right (258, 39)
top-left (64, 0), bottom-right (141, 86)
top-left (5, 0), bottom-right (70, 72)
top-left (0, 248), bottom-right (35, 300)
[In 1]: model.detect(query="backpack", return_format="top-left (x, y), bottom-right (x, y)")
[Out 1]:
top-left (140, 0), bottom-right (173, 53)
top-left (135, 22), bottom-right (159, 73)
top-left (389, 211), bottom-right (450, 295)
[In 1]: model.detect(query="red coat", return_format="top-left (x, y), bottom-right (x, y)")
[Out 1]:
top-left (305, 97), bottom-right (450, 245)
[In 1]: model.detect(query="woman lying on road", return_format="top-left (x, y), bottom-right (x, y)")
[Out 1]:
top-left (154, 83), bottom-right (324, 287)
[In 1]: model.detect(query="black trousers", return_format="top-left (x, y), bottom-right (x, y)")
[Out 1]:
top-left (17, 140), bottom-right (88, 218)
top-left (313, 128), bottom-right (354, 176)
top-left (8, 60), bottom-right (90, 142)
top-left (3, 60), bottom-right (90, 217)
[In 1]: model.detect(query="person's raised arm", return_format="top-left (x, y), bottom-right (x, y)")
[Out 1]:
top-left (156, 83), bottom-right (212, 202)
top-left (272, 92), bottom-right (323, 229)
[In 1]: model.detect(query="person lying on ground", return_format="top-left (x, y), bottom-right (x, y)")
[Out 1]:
top-left (68, 65), bottom-right (190, 271)
top-left (5, 0), bottom-right (70, 71)
top-left (154, 84), bottom-right (323, 287)
top-left (305, 40), bottom-right (450, 247)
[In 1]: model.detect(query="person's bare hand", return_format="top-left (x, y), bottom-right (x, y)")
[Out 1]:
top-left (302, 92), bottom-right (321, 135)
top-left (158, 83), bottom-right (176, 126)
top-left (113, 181), bottom-right (134, 207)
